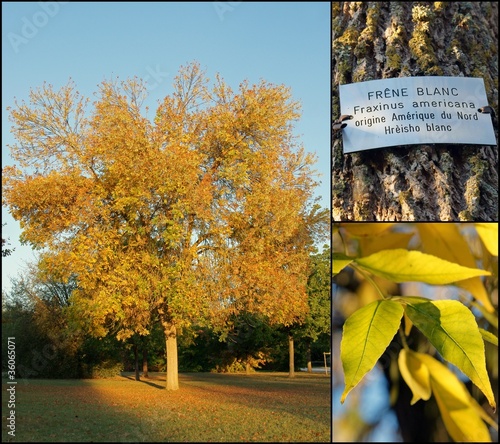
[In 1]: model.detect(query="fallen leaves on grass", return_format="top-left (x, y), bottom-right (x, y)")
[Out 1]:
top-left (4, 372), bottom-right (330, 442)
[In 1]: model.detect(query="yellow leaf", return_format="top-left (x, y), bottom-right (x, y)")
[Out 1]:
top-left (398, 349), bottom-right (432, 404)
top-left (355, 249), bottom-right (491, 285)
top-left (415, 352), bottom-right (492, 442)
top-left (333, 252), bottom-right (354, 275)
top-left (475, 223), bottom-right (498, 256)
top-left (402, 298), bottom-right (496, 410)
top-left (340, 222), bottom-right (395, 237)
top-left (340, 300), bottom-right (404, 403)
top-left (479, 328), bottom-right (498, 346)
top-left (359, 231), bottom-right (414, 257)
top-left (403, 311), bottom-right (413, 336)
top-left (417, 223), bottom-right (494, 312)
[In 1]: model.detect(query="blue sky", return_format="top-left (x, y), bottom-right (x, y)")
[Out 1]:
top-left (1, 1), bottom-right (331, 291)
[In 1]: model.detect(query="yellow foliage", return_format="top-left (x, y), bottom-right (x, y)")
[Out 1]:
top-left (3, 61), bottom-right (325, 340)
top-left (402, 351), bottom-right (493, 442)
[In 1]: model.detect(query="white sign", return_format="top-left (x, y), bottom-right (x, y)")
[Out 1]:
top-left (339, 76), bottom-right (496, 153)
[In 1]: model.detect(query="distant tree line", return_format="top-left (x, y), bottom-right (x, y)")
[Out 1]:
top-left (2, 246), bottom-right (330, 380)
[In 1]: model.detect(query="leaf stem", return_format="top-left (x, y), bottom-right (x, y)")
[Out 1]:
top-left (351, 262), bottom-right (387, 300)
top-left (398, 326), bottom-right (409, 350)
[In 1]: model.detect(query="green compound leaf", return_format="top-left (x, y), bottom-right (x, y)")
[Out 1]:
top-left (355, 249), bottom-right (491, 285)
top-left (403, 298), bottom-right (496, 410)
top-left (340, 299), bottom-right (404, 403)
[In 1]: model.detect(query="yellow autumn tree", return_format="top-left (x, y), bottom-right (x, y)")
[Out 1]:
top-left (2, 62), bottom-right (323, 390)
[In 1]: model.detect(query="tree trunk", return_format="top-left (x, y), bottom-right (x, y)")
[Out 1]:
top-left (245, 360), bottom-right (251, 375)
top-left (306, 341), bottom-right (312, 373)
top-left (134, 343), bottom-right (140, 381)
top-left (288, 334), bottom-right (295, 378)
top-left (164, 322), bottom-right (179, 390)
top-left (332, 2), bottom-right (498, 221)
top-left (142, 348), bottom-right (148, 378)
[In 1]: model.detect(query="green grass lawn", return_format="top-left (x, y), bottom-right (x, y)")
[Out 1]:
top-left (2, 372), bottom-right (330, 442)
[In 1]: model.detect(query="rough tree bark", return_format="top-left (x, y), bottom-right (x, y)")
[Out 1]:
top-left (332, 2), bottom-right (498, 221)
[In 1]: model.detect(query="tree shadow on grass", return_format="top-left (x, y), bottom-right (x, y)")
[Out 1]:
top-left (119, 372), bottom-right (165, 389)
top-left (179, 371), bottom-right (331, 425)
